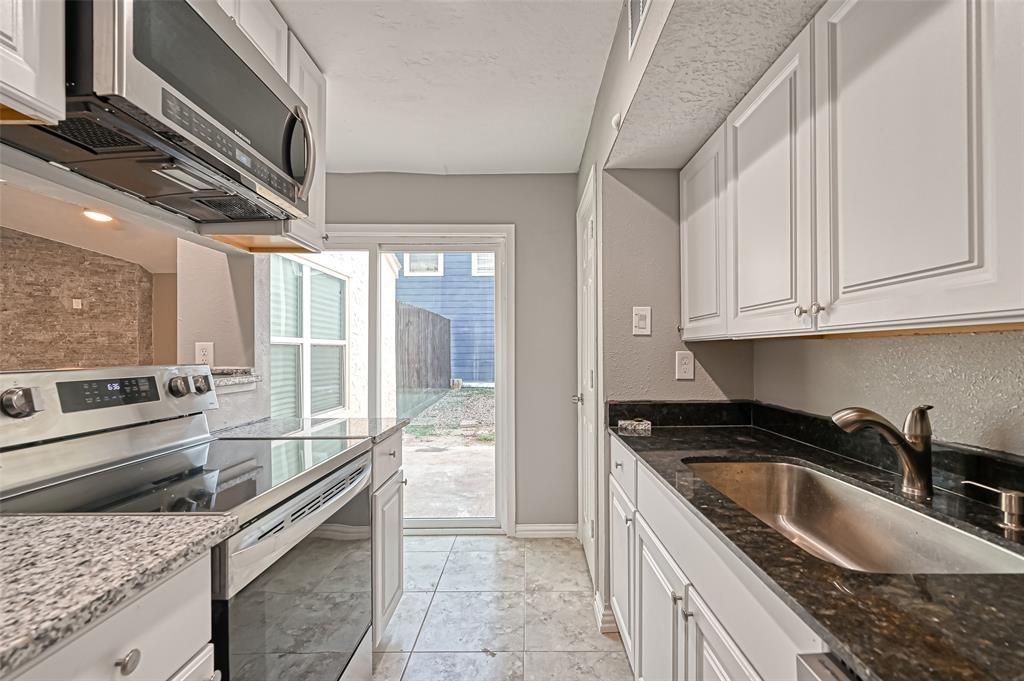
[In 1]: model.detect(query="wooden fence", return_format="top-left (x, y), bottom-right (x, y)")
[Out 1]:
top-left (397, 303), bottom-right (451, 416)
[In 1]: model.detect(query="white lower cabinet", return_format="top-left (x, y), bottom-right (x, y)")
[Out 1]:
top-left (634, 515), bottom-right (688, 681)
top-left (685, 588), bottom-right (760, 681)
top-left (608, 447), bottom-right (827, 680)
top-left (608, 476), bottom-right (636, 665)
top-left (14, 557), bottom-right (215, 681)
top-left (372, 468), bottom-right (405, 647)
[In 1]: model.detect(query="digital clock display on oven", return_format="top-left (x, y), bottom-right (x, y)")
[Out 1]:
top-left (56, 376), bottom-right (160, 413)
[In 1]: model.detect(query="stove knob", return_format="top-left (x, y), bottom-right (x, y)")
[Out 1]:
top-left (192, 375), bottom-right (211, 395)
top-left (167, 376), bottom-right (192, 398)
top-left (1, 387), bottom-right (43, 418)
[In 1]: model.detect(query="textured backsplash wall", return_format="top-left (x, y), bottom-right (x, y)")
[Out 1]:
top-left (0, 227), bottom-right (153, 370)
top-left (753, 331), bottom-right (1024, 455)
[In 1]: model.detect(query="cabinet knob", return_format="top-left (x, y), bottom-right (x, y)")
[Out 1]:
top-left (401, 478), bottom-right (408, 486)
top-left (809, 302), bottom-right (826, 316)
top-left (614, 462), bottom-right (623, 470)
top-left (793, 305), bottom-right (808, 318)
top-left (624, 516), bottom-right (632, 526)
top-left (388, 450), bottom-right (397, 458)
top-left (114, 648), bottom-right (142, 676)
top-left (209, 672), bottom-right (222, 681)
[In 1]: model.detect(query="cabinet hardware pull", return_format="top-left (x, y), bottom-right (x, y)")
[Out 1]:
top-left (809, 302), bottom-right (826, 316)
top-left (793, 305), bottom-right (808, 318)
top-left (114, 649), bottom-right (142, 676)
top-left (614, 462), bottom-right (623, 470)
top-left (209, 672), bottom-right (223, 681)
top-left (401, 479), bottom-right (408, 486)
top-left (625, 517), bottom-right (632, 526)
top-left (388, 450), bottom-right (397, 458)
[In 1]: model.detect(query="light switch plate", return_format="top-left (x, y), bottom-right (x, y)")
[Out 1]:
top-left (632, 306), bottom-right (652, 336)
top-left (675, 350), bottom-right (695, 380)
top-left (195, 342), bottom-right (214, 366)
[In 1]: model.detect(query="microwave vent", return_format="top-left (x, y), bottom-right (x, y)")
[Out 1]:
top-left (56, 118), bottom-right (143, 153)
top-left (197, 196), bottom-right (278, 220)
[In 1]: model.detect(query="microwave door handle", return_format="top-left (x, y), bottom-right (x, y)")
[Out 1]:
top-left (295, 104), bottom-right (316, 201)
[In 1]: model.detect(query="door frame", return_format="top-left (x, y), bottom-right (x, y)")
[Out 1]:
top-left (576, 167), bottom-right (599, 571)
top-left (324, 224), bottom-right (516, 537)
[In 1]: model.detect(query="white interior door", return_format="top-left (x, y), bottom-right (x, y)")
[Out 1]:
top-left (576, 174), bottom-right (598, 580)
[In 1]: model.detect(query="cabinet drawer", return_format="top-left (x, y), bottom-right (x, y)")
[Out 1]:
top-left (609, 436), bottom-right (637, 503)
top-left (16, 557), bottom-right (211, 681)
top-left (373, 430), bottom-right (404, 491)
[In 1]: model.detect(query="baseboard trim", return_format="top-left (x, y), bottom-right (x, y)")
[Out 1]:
top-left (514, 523), bottom-right (578, 538)
top-left (594, 590), bottom-right (618, 633)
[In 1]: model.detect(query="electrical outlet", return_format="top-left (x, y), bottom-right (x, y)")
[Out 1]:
top-left (195, 342), bottom-right (214, 367)
top-left (675, 350), bottom-right (694, 380)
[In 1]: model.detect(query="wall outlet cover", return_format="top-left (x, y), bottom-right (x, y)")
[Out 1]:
top-left (675, 350), bottom-right (695, 380)
top-left (632, 306), bottom-right (652, 336)
top-left (195, 342), bottom-right (214, 366)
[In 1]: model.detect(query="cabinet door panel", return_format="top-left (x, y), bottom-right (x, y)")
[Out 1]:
top-left (609, 477), bottom-right (635, 664)
top-left (0, 0), bottom-right (64, 124)
top-left (635, 515), bottom-right (687, 681)
top-left (815, 0), bottom-right (1024, 330)
top-left (727, 25), bottom-right (814, 336)
top-left (680, 125), bottom-right (728, 339)
top-left (372, 472), bottom-right (404, 646)
top-left (236, 0), bottom-right (289, 78)
top-left (686, 588), bottom-right (761, 681)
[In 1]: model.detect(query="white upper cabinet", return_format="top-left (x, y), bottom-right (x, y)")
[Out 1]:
top-left (288, 32), bottom-right (327, 241)
top-left (0, 0), bottom-right (64, 124)
top-left (680, 124), bottom-right (729, 340)
top-left (220, 0), bottom-right (289, 78)
top-left (726, 25), bottom-right (815, 337)
top-left (814, 0), bottom-right (1024, 331)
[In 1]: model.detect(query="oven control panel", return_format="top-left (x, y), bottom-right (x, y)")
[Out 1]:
top-left (0, 365), bottom-right (219, 450)
top-left (56, 376), bottom-right (159, 413)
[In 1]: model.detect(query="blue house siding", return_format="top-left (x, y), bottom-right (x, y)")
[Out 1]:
top-left (395, 252), bottom-right (495, 383)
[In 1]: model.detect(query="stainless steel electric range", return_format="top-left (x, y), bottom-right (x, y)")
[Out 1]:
top-left (0, 366), bottom-right (373, 681)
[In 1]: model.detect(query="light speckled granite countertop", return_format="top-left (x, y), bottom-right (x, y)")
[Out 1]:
top-left (0, 514), bottom-right (237, 677)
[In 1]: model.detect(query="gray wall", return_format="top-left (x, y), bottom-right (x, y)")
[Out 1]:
top-left (176, 239), bottom-right (255, 368)
top-left (753, 331), bottom-right (1024, 454)
top-left (602, 170), bottom-right (753, 400)
top-left (326, 172), bottom-right (579, 525)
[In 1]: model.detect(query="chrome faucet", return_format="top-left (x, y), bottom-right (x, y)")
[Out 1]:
top-left (831, 405), bottom-right (934, 501)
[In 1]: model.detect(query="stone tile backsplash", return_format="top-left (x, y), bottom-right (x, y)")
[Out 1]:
top-left (0, 227), bottom-right (153, 370)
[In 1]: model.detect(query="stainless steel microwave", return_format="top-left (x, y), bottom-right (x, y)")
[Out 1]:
top-left (0, 0), bottom-right (318, 244)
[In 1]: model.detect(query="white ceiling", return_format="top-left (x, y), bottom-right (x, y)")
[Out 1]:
top-left (607, 0), bottom-right (825, 169)
top-left (276, 0), bottom-right (621, 175)
top-left (0, 183), bottom-right (178, 273)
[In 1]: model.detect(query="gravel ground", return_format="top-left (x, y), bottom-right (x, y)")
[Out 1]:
top-left (408, 387), bottom-right (495, 438)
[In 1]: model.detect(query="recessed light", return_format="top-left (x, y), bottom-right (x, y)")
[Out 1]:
top-left (83, 209), bottom-right (113, 223)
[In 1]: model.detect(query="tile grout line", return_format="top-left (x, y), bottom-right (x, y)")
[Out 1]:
top-left (400, 538), bottom-right (454, 680)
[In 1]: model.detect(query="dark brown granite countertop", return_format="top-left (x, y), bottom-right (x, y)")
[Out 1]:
top-left (611, 425), bottom-right (1024, 681)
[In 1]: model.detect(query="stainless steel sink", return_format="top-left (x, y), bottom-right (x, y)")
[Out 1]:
top-left (686, 461), bottom-right (1024, 574)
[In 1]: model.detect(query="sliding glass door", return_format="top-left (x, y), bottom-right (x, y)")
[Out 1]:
top-left (379, 248), bottom-right (500, 527)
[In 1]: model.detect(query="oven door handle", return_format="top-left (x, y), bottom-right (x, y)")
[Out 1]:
top-left (218, 454), bottom-right (370, 600)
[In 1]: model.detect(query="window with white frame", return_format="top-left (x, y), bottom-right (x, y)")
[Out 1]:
top-left (471, 252), bottom-right (496, 277)
top-left (403, 252), bottom-right (444, 277)
top-left (270, 255), bottom-right (348, 419)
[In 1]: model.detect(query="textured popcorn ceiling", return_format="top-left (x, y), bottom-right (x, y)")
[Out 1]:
top-left (608, 0), bottom-right (825, 169)
top-left (276, 0), bottom-right (620, 174)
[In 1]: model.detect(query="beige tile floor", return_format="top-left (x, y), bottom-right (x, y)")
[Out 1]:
top-left (372, 536), bottom-right (633, 681)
